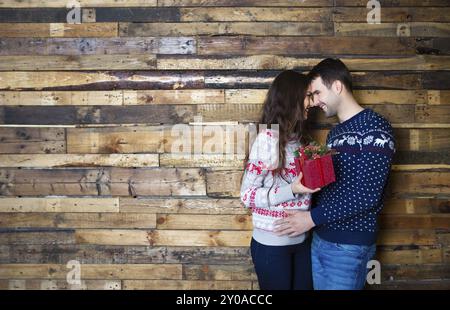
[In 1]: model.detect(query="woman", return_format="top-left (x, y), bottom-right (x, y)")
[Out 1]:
top-left (240, 70), bottom-right (320, 290)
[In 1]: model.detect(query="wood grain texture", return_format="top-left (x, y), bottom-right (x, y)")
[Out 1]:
top-left (0, 1), bottom-right (448, 290)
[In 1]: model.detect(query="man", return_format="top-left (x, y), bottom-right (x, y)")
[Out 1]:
top-left (274, 58), bottom-right (395, 290)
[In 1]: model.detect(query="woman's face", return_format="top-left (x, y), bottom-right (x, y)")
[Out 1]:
top-left (303, 95), bottom-right (311, 120)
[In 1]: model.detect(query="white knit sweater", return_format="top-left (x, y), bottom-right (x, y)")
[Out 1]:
top-left (240, 129), bottom-right (311, 246)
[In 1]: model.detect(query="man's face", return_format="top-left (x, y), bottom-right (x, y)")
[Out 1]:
top-left (307, 76), bottom-right (340, 118)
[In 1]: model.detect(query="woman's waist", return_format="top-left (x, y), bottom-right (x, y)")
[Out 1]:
top-left (251, 205), bottom-right (309, 218)
top-left (252, 228), bottom-right (308, 246)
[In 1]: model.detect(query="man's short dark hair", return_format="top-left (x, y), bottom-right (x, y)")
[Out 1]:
top-left (307, 58), bottom-right (353, 93)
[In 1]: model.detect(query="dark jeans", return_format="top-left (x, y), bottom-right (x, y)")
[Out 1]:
top-left (250, 237), bottom-right (313, 290)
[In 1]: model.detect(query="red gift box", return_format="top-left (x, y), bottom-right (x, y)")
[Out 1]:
top-left (294, 146), bottom-right (336, 189)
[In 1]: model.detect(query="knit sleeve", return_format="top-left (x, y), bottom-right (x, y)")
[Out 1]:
top-left (240, 130), bottom-right (296, 209)
top-left (311, 126), bottom-right (395, 226)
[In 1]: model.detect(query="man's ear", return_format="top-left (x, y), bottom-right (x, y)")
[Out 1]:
top-left (332, 80), bottom-right (343, 96)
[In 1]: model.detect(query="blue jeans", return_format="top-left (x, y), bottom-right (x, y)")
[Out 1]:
top-left (311, 232), bottom-right (376, 290)
top-left (251, 238), bottom-right (313, 290)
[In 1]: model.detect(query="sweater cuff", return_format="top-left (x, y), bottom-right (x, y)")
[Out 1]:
top-left (270, 184), bottom-right (295, 205)
top-left (310, 206), bottom-right (328, 226)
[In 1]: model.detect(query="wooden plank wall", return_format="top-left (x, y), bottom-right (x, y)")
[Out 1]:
top-left (0, 0), bottom-right (449, 290)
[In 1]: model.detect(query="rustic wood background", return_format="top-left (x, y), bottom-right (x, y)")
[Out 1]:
top-left (0, 0), bottom-right (449, 290)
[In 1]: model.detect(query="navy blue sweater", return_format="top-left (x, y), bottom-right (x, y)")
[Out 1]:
top-left (311, 108), bottom-right (395, 246)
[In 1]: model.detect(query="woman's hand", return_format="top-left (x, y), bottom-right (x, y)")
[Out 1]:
top-left (290, 172), bottom-right (321, 194)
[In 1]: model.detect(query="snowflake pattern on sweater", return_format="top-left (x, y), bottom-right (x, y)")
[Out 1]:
top-left (240, 129), bottom-right (311, 242)
top-left (311, 108), bottom-right (395, 246)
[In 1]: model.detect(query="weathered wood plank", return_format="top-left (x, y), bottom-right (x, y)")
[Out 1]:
top-left (0, 168), bottom-right (111, 196)
top-left (160, 154), bottom-right (245, 168)
top-left (183, 264), bottom-right (256, 281)
top-left (75, 229), bottom-right (252, 246)
top-left (423, 71), bottom-right (450, 90)
top-left (119, 197), bottom-right (246, 214)
top-left (110, 167), bottom-right (206, 196)
top-left (0, 154), bottom-right (159, 168)
top-left (370, 279), bottom-right (450, 290)
top-left (0, 55), bottom-right (157, 70)
top-left (0, 23), bottom-right (118, 37)
top-left (0, 168), bottom-right (110, 196)
top-left (0, 0), bottom-right (158, 7)
top-left (0, 263), bottom-right (181, 280)
top-left (392, 165), bottom-right (450, 171)
top-left (427, 90), bottom-right (450, 105)
top-left (93, 7), bottom-right (180, 22)
top-left (377, 246), bottom-right (442, 264)
top-left (0, 213), bottom-right (157, 229)
top-left (0, 71), bottom-right (438, 91)
top-left (159, 0), bottom-right (333, 7)
top-left (417, 37), bottom-right (450, 55)
top-left (180, 7), bottom-right (332, 22)
top-left (0, 168), bottom-right (106, 183)
top-left (0, 0), bottom-right (446, 8)
top-left (0, 197), bottom-right (119, 213)
top-left (395, 128), bottom-right (450, 152)
top-left (120, 22), bottom-right (333, 36)
top-left (197, 36), bottom-right (415, 56)
top-left (0, 37), bottom-right (195, 56)
top-left (0, 71), bottom-right (205, 91)
top-left (0, 91), bottom-right (123, 106)
top-left (0, 105), bottom-right (197, 125)
top-left (0, 279), bottom-right (122, 290)
top-left (123, 279), bottom-right (252, 290)
top-left (147, 230), bottom-right (252, 247)
top-left (75, 229), bottom-right (149, 246)
top-left (0, 89), bottom-right (222, 106)
top-left (0, 167), bottom-right (206, 197)
top-left (385, 171), bottom-right (449, 196)
top-left (335, 0), bottom-right (450, 6)
top-left (123, 89), bottom-right (225, 105)
top-left (335, 22), bottom-right (450, 38)
top-left (1, 279), bottom-right (121, 290)
top-left (379, 215), bottom-right (450, 230)
top-left (0, 127), bottom-right (65, 154)
top-left (206, 170), bottom-right (243, 198)
top-left (0, 230), bottom-right (76, 245)
top-left (0, 244), bottom-right (252, 264)
top-left (0, 8), bottom-right (69, 22)
top-left (377, 230), bottom-right (437, 246)
top-left (158, 55), bottom-right (450, 71)
top-left (381, 264), bottom-right (450, 281)
top-left (67, 126), bottom-right (165, 153)
top-left (0, 7), bottom-right (181, 23)
top-left (416, 105), bottom-right (450, 123)
top-left (381, 198), bottom-right (448, 214)
top-left (333, 7), bottom-right (450, 22)
top-left (156, 214), bottom-right (251, 230)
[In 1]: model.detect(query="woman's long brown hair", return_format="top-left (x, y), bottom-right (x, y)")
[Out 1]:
top-left (244, 70), bottom-right (311, 180)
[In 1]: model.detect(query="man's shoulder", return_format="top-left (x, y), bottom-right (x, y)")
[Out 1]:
top-left (363, 109), bottom-right (394, 137)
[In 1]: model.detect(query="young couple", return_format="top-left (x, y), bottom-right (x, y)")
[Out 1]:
top-left (240, 58), bottom-right (395, 290)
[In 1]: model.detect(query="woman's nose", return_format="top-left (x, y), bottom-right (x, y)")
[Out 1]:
top-left (308, 98), bottom-right (318, 107)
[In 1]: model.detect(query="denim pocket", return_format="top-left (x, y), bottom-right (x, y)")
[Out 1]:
top-left (334, 242), bottom-right (368, 255)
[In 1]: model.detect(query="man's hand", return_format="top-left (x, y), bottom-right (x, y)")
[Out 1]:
top-left (273, 210), bottom-right (316, 237)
